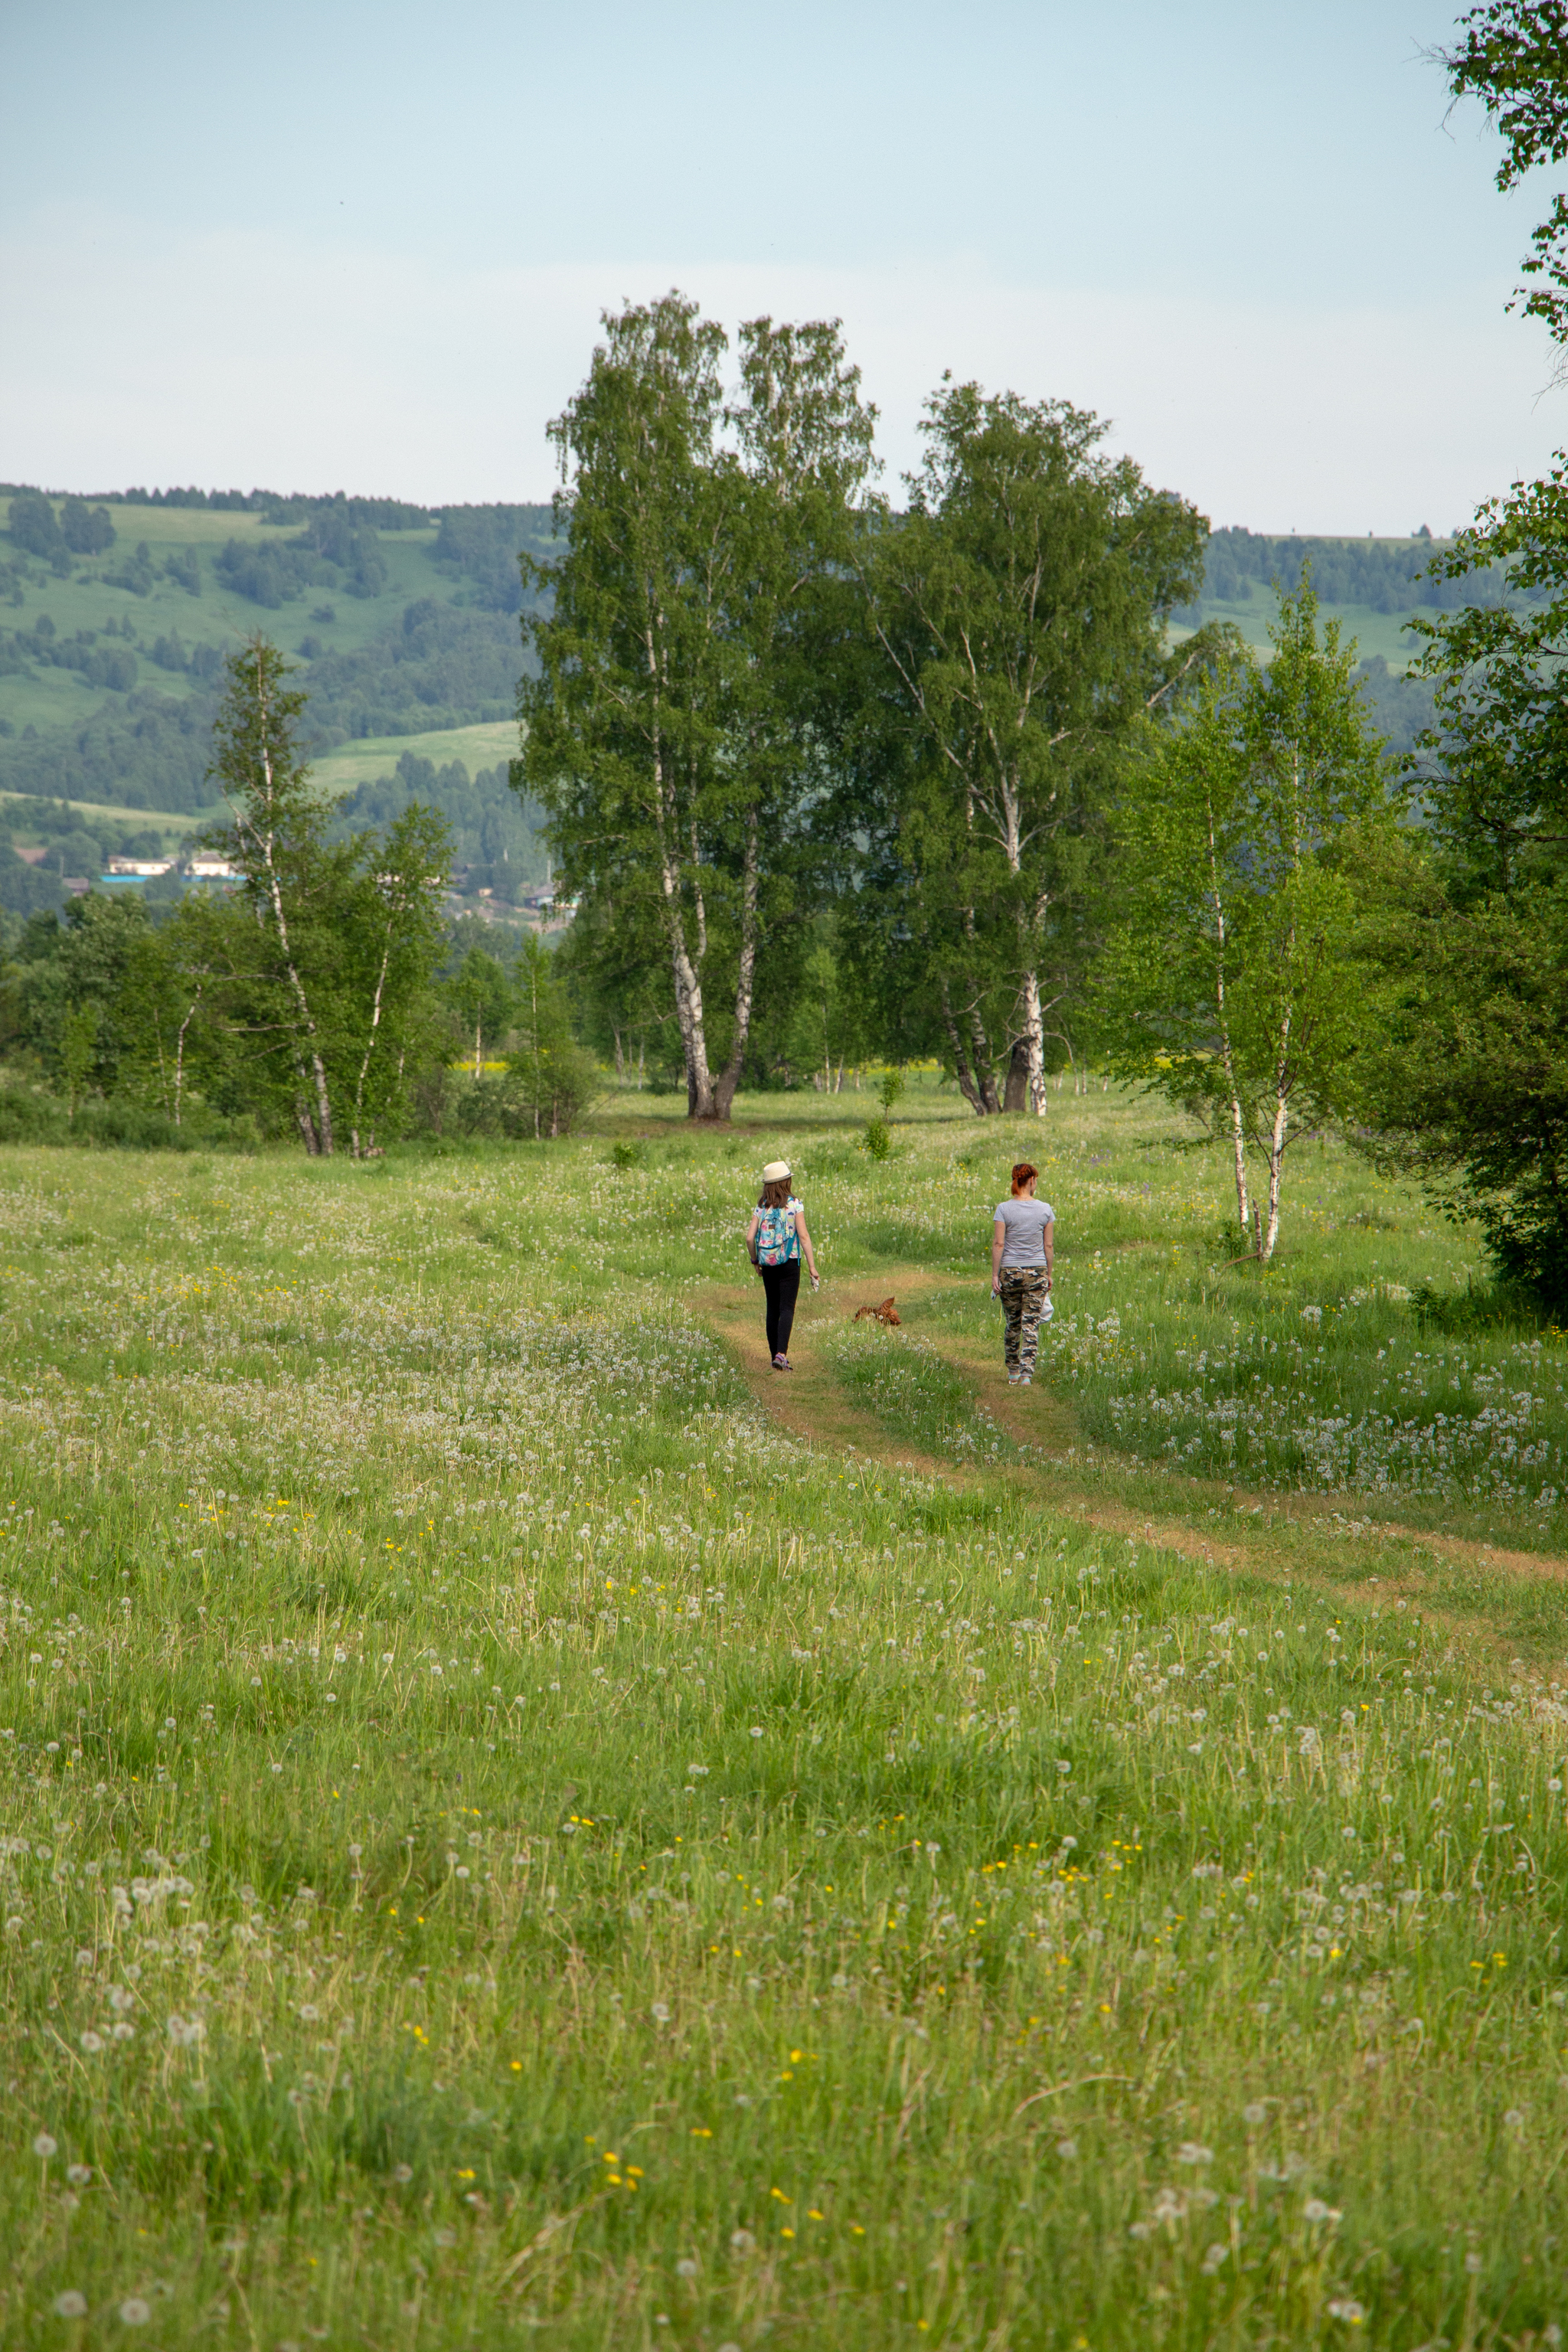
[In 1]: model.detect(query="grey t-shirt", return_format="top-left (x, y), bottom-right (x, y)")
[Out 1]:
top-left (993, 1197), bottom-right (1055, 1268)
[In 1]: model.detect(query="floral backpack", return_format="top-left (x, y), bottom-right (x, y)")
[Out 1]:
top-left (755, 1198), bottom-right (798, 1267)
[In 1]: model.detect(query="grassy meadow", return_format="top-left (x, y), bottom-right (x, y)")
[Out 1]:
top-left (2, 1077), bottom-right (1567, 2350)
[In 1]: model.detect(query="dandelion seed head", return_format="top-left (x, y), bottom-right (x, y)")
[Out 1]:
top-left (119, 2299), bottom-right (151, 2326)
top-left (32, 2133), bottom-right (57, 2160)
top-left (54, 2292), bottom-right (88, 2319)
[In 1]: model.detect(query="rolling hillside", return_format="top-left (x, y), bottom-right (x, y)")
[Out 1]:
top-left (0, 488), bottom-right (1471, 916)
top-left (0, 490), bottom-right (556, 915)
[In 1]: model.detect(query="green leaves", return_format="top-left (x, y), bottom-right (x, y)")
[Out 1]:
top-left (856, 384), bottom-right (1207, 1114)
top-left (520, 296), bottom-right (876, 1117)
top-left (1103, 584), bottom-right (1397, 1253)
top-left (1444, 3), bottom-right (1568, 341)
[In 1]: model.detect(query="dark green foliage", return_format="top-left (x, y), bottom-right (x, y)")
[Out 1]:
top-left (521, 296), bottom-right (875, 1121)
top-left (1357, 857), bottom-right (1568, 1311)
top-left (105, 541), bottom-right (157, 596)
top-left (299, 602), bottom-right (523, 739)
top-left (1354, 457), bottom-right (1568, 1310)
top-left (213, 537), bottom-right (323, 608)
top-left (256, 492), bottom-right (429, 531)
top-left (0, 849), bottom-right (64, 916)
top-left (60, 498), bottom-right (116, 555)
top-left (0, 684), bottom-right (219, 811)
top-left (6, 489), bottom-right (65, 562)
top-left (0, 606), bottom-right (525, 813)
top-left (417, 936), bottom-right (596, 1141)
top-left (0, 619), bottom-right (138, 693)
top-left (1196, 528), bottom-right (1487, 616)
top-left (292, 510), bottom-right (387, 598)
top-left (431, 505), bottom-right (555, 612)
top-left (0, 1083), bottom-right (248, 1149)
top-left (201, 639), bottom-right (453, 1155)
top-left (331, 755), bottom-right (544, 897)
top-left (853, 382), bottom-right (1207, 1116)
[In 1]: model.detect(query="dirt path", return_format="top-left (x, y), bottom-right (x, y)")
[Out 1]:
top-left (693, 1269), bottom-right (1568, 1661)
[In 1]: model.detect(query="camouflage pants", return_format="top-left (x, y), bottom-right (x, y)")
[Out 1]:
top-left (998, 1266), bottom-right (1050, 1376)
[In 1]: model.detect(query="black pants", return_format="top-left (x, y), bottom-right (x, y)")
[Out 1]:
top-left (760, 1259), bottom-right (800, 1359)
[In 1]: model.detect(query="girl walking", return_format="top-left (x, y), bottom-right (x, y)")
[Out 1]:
top-left (991, 1161), bottom-right (1054, 1384)
top-left (747, 1160), bottom-right (818, 1370)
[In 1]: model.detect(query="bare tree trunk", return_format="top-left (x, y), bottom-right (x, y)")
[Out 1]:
top-left (474, 1018), bottom-right (482, 1081)
top-left (969, 1001), bottom-right (1002, 1115)
top-left (172, 989), bottom-right (203, 1129)
top-left (1019, 965), bottom-right (1047, 1116)
top-left (668, 926), bottom-right (716, 1118)
top-left (1001, 1035), bottom-right (1031, 1113)
top-left (713, 808), bottom-right (760, 1122)
top-left (1204, 785), bottom-right (1250, 1240)
top-left (1227, 1094), bottom-right (1250, 1238)
top-left (228, 688), bottom-right (335, 1155)
top-left (351, 937), bottom-right (395, 1160)
top-left (1261, 1024), bottom-right (1292, 1262)
top-left (939, 982), bottom-right (988, 1116)
top-left (612, 1027), bottom-right (625, 1083)
top-left (653, 786), bottom-right (716, 1119)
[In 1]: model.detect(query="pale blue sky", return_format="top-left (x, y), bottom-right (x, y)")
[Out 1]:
top-left (2, 1), bottom-right (1560, 528)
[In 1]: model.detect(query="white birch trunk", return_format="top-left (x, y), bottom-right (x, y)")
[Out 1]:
top-left (1205, 787), bottom-right (1250, 1238)
top-left (713, 808), bottom-right (760, 1121)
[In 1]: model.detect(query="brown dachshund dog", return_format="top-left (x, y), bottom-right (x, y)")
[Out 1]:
top-left (853, 1297), bottom-right (902, 1326)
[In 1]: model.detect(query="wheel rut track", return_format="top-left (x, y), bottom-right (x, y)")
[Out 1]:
top-left (692, 1270), bottom-right (1568, 1664)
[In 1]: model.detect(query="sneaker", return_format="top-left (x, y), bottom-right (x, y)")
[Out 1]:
top-left (1006, 1372), bottom-right (1021, 1384)
top-left (773, 1352), bottom-right (789, 1370)
top-left (1019, 1373), bottom-right (1032, 1386)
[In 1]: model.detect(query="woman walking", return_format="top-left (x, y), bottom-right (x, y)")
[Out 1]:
top-left (747, 1160), bottom-right (818, 1370)
top-left (991, 1161), bottom-right (1054, 1385)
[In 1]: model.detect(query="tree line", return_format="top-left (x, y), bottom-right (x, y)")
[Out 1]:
top-left (4, 4), bottom-right (1566, 1311)
top-left (0, 642), bottom-right (590, 1156)
top-left (516, 4), bottom-right (1568, 1309)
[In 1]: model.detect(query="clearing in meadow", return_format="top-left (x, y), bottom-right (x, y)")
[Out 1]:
top-left (2, 1076), bottom-right (1566, 2350)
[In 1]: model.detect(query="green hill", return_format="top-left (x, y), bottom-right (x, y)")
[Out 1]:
top-left (0, 490), bottom-right (1488, 919)
top-left (0, 489), bottom-right (559, 915)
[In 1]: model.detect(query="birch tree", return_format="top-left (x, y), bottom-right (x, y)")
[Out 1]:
top-left (1105, 587), bottom-right (1394, 1258)
top-left (518, 294), bottom-right (872, 1119)
top-left (207, 639), bottom-right (346, 1153)
top-left (858, 384), bottom-right (1205, 1116)
top-left (206, 638), bottom-right (451, 1154)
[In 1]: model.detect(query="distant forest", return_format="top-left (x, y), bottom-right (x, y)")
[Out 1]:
top-left (0, 491), bottom-right (556, 813)
top-left (0, 488), bottom-right (1492, 825)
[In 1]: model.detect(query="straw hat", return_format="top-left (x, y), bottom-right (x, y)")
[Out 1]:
top-left (761, 1160), bottom-right (792, 1182)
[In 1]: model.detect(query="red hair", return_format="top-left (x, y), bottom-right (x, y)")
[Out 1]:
top-left (1011, 1162), bottom-right (1038, 1191)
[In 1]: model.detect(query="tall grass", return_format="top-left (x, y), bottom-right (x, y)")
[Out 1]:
top-left (0, 1096), bottom-right (1565, 2347)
